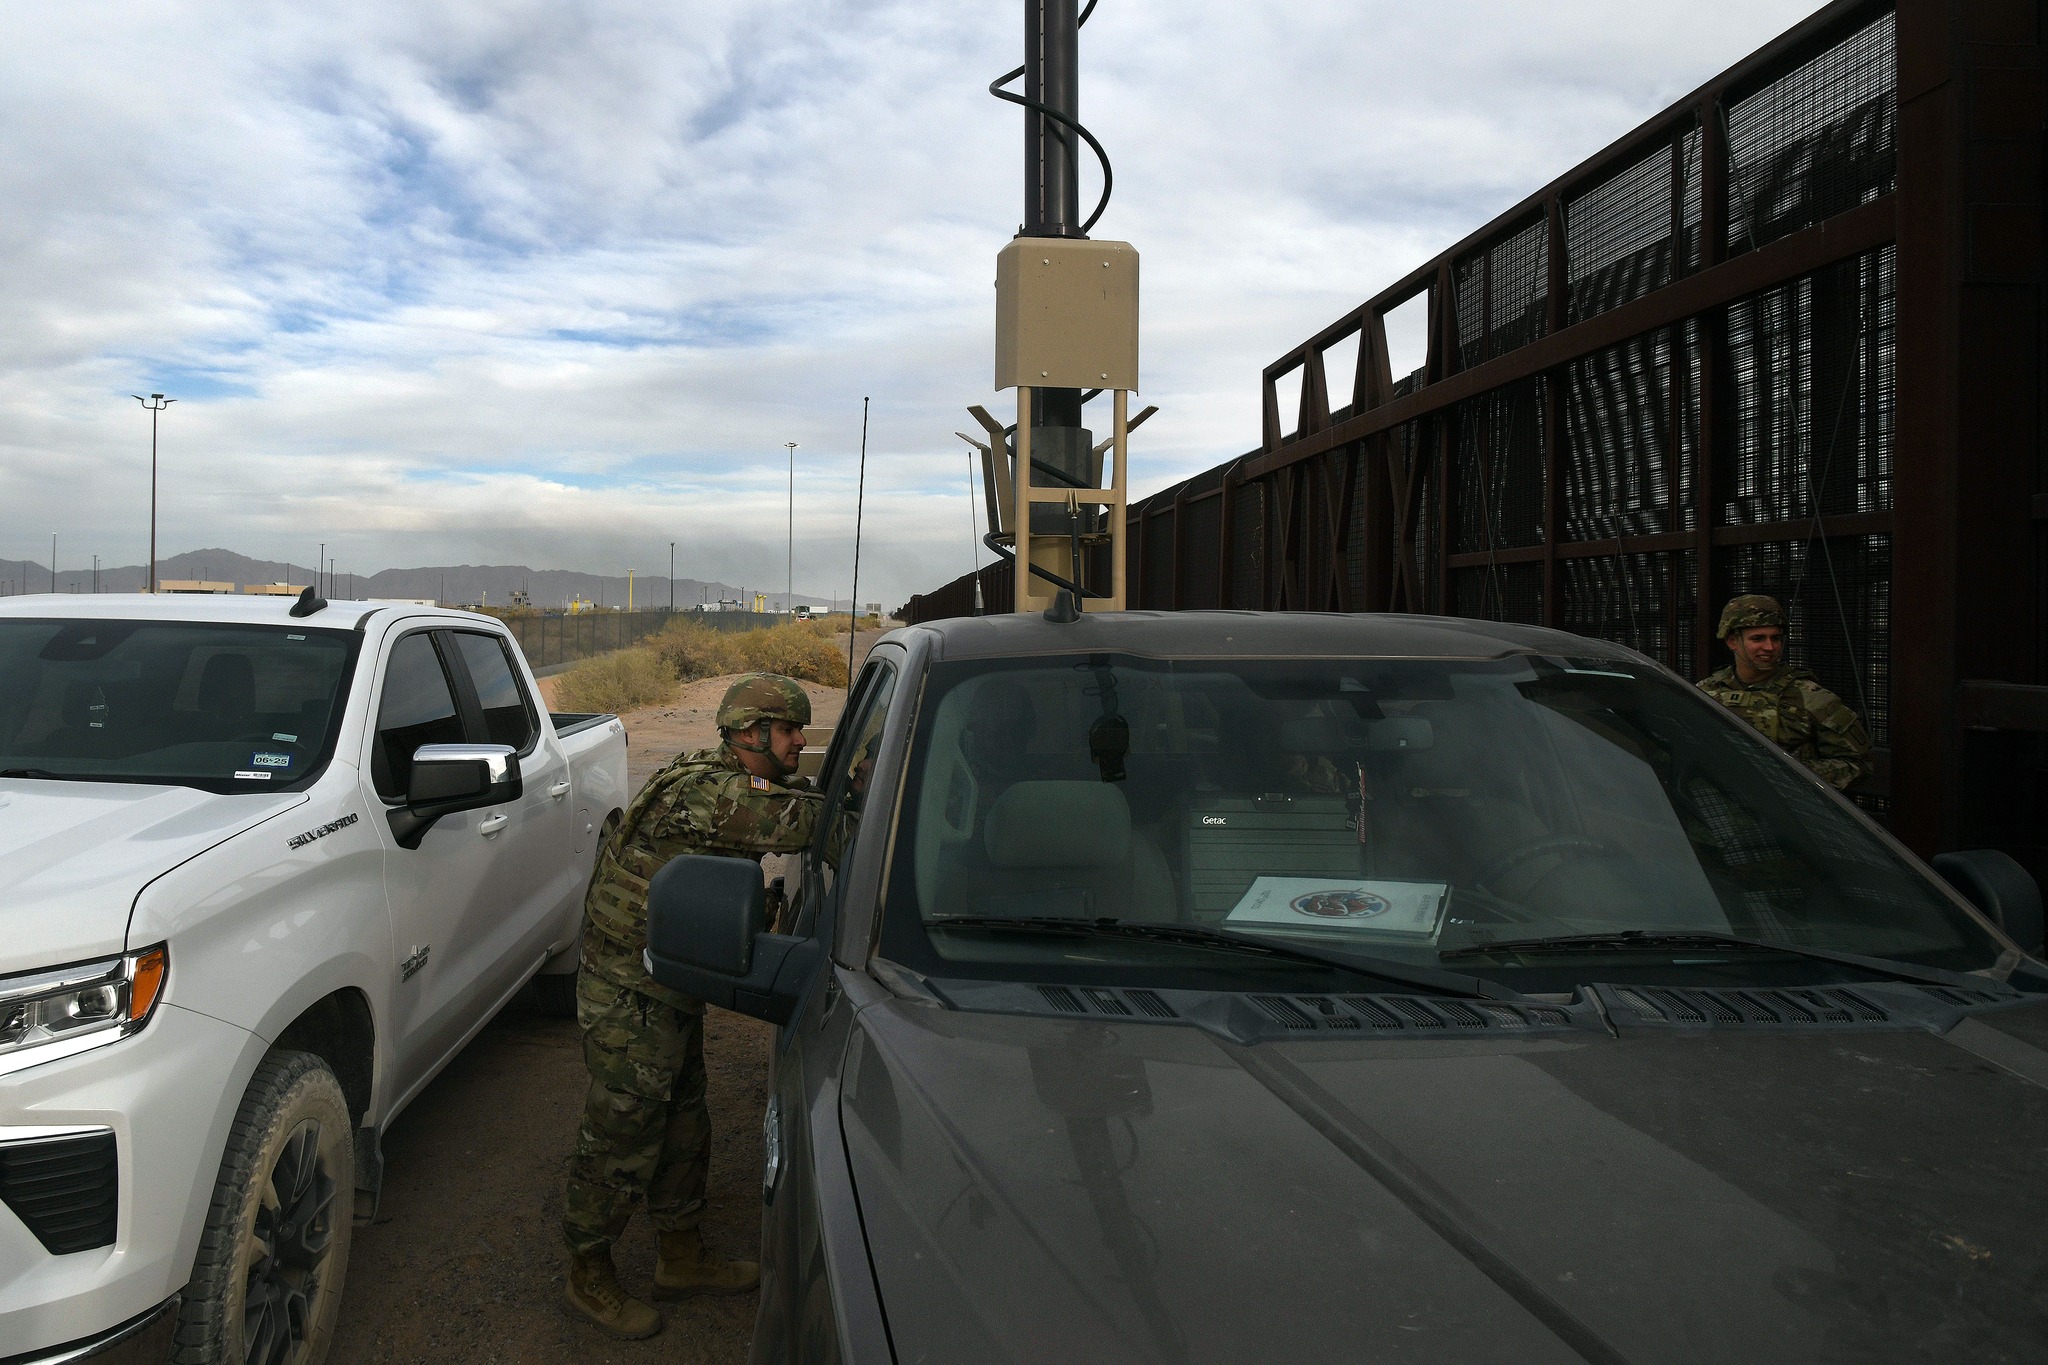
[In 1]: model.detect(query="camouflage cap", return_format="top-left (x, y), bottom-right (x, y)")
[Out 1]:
top-left (1717, 593), bottom-right (1787, 638)
top-left (717, 673), bottom-right (811, 731)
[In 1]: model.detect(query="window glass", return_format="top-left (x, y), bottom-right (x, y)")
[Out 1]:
top-left (374, 634), bottom-right (464, 799)
top-left (875, 653), bottom-right (1997, 992)
top-left (453, 632), bottom-right (536, 752)
top-left (811, 663), bottom-right (898, 910)
top-left (0, 619), bottom-right (355, 792)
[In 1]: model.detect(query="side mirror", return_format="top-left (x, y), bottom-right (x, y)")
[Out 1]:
top-left (1933, 849), bottom-right (2045, 955)
top-left (389, 743), bottom-right (521, 850)
top-left (643, 855), bottom-right (823, 1026)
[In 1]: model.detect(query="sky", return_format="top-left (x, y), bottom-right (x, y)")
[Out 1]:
top-left (0, 0), bottom-right (1830, 609)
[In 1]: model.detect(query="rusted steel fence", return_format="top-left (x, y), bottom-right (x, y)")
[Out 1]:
top-left (904, 0), bottom-right (2047, 875)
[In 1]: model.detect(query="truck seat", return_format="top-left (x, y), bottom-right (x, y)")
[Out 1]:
top-left (932, 780), bottom-right (1176, 923)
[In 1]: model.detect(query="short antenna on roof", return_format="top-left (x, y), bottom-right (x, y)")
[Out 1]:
top-left (289, 584), bottom-right (329, 618)
top-left (1043, 588), bottom-right (1081, 624)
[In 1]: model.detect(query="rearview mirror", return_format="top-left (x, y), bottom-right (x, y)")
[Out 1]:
top-left (644, 855), bottom-right (823, 1026)
top-left (1933, 849), bottom-right (2044, 955)
top-left (389, 743), bottom-right (521, 850)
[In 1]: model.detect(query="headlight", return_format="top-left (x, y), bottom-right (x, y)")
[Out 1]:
top-left (0, 945), bottom-right (167, 1074)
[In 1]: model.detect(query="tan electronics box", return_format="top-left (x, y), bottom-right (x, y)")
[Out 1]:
top-left (994, 238), bottom-right (1139, 392)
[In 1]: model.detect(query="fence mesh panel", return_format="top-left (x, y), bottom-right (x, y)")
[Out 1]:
top-left (1231, 483), bottom-right (1264, 608)
top-left (1179, 496), bottom-right (1222, 609)
top-left (1451, 562), bottom-right (1543, 625)
top-left (1567, 129), bottom-right (1700, 325)
top-left (1727, 10), bottom-right (1896, 254)
top-left (1453, 380), bottom-right (1547, 553)
top-left (1563, 323), bottom-right (1700, 539)
top-left (1723, 247), bottom-right (1896, 525)
top-left (1142, 508), bottom-right (1175, 608)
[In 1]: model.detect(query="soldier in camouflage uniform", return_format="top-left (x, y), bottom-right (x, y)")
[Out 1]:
top-left (1698, 594), bottom-right (1873, 791)
top-left (560, 673), bottom-right (822, 1339)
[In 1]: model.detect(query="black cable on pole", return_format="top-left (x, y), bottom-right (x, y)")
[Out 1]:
top-left (990, 0), bottom-right (1114, 236)
top-left (847, 397), bottom-right (870, 689)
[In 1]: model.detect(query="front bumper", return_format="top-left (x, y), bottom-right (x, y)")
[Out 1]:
top-left (0, 1003), bottom-right (261, 1357)
top-left (0, 1295), bottom-right (179, 1364)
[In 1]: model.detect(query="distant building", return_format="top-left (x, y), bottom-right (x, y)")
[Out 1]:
top-left (242, 582), bottom-right (308, 597)
top-left (162, 580), bottom-right (236, 594)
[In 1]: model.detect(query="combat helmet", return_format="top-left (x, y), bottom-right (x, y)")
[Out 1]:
top-left (717, 673), bottom-right (811, 734)
top-left (1716, 593), bottom-right (1787, 639)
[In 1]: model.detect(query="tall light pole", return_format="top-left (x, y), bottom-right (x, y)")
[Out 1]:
top-left (668, 541), bottom-right (675, 613)
top-left (785, 441), bottom-right (797, 617)
top-left (133, 394), bottom-right (175, 592)
top-left (50, 533), bottom-right (57, 594)
top-left (318, 543), bottom-right (325, 598)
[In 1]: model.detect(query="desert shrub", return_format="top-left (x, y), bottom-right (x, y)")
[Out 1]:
top-left (552, 646), bottom-right (677, 714)
top-left (733, 620), bottom-right (849, 687)
top-left (649, 619), bottom-right (742, 681)
top-left (647, 617), bottom-right (849, 688)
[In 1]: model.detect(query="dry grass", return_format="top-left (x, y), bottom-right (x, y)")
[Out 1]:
top-left (551, 617), bottom-right (849, 715)
top-left (550, 646), bottom-right (677, 714)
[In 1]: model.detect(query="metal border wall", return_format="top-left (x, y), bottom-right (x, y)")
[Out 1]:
top-left (905, 0), bottom-right (2045, 872)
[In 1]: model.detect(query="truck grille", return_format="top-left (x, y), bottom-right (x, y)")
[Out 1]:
top-left (0, 1129), bottom-right (118, 1254)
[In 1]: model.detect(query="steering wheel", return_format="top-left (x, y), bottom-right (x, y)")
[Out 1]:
top-left (1475, 835), bottom-right (1623, 893)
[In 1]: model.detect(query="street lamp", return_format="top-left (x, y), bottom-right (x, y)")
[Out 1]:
top-left (133, 394), bottom-right (175, 593)
top-left (785, 441), bottom-right (797, 617)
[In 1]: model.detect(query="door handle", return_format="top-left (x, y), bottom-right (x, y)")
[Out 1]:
top-left (478, 813), bottom-right (510, 837)
top-left (548, 780), bottom-right (572, 800)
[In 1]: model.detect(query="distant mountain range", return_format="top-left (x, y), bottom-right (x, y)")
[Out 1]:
top-left (0, 548), bottom-right (846, 611)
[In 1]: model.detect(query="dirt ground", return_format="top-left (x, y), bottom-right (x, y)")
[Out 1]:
top-left (328, 634), bottom-right (889, 1364)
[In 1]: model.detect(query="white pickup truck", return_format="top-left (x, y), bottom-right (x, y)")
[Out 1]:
top-left (0, 590), bottom-right (628, 1364)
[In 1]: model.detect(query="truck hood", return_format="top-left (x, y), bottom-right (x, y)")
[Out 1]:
top-left (0, 781), bottom-right (308, 974)
top-left (841, 998), bottom-right (2048, 1365)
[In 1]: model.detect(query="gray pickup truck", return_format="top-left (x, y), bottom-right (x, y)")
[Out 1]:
top-left (647, 609), bottom-right (2047, 1365)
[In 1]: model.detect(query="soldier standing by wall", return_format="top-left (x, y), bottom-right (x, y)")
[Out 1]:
top-left (559, 673), bottom-right (822, 1339)
top-left (1698, 594), bottom-right (1874, 792)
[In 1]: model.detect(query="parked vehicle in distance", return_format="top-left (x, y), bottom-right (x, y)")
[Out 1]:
top-left (0, 590), bottom-right (628, 1364)
top-left (647, 609), bottom-right (2048, 1365)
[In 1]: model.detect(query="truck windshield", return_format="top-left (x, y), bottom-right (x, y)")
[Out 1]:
top-left (878, 652), bottom-right (2001, 990)
top-left (0, 619), bottom-right (357, 793)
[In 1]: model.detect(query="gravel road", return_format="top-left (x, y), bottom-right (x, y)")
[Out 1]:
top-left (329, 641), bottom-right (883, 1363)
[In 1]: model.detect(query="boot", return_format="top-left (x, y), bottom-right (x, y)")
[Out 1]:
top-left (654, 1228), bottom-right (760, 1298)
top-left (564, 1249), bottom-right (663, 1339)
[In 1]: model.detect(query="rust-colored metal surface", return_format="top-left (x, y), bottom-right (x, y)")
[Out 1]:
top-left (905, 0), bottom-right (2045, 880)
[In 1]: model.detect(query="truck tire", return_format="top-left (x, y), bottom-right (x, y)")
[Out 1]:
top-left (174, 1051), bottom-right (354, 1365)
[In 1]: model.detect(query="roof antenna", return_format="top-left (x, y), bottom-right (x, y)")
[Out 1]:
top-left (290, 584), bottom-right (329, 618)
top-left (1044, 588), bottom-right (1081, 624)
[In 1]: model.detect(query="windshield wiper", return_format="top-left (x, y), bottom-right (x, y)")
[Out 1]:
top-left (1441, 930), bottom-right (2010, 994)
top-left (928, 916), bottom-right (1526, 1001)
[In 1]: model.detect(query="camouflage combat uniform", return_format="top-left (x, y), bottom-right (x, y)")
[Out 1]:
top-left (1699, 594), bottom-right (1873, 791)
top-left (1697, 664), bottom-right (1872, 790)
top-left (562, 681), bottom-right (820, 1258)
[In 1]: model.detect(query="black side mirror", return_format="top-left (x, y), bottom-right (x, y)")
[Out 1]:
top-left (389, 743), bottom-right (521, 850)
top-left (1933, 849), bottom-right (2045, 955)
top-left (643, 855), bottom-right (824, 1026)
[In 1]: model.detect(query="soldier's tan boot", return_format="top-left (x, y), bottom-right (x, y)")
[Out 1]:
top-left (565, 1249), bottom-right (663, 1339)
top-left (654, 1228), bottom-right (760, 1298)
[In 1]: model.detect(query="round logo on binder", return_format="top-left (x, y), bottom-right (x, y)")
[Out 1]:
top-left (1290, 889), bottom-right (1390, 920)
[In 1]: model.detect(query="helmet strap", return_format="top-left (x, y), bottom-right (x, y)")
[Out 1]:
top-left (725, 721), bottom-right (797, 775)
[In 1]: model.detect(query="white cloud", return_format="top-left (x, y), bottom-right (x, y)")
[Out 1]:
top-left (0, 0), bottom-right (1829, 606)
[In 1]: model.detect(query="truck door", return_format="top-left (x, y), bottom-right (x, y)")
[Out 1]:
top-left (365, 627), bottom-right (495, 1102)
top-left (442, 629), bottom-right (577, 1000)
